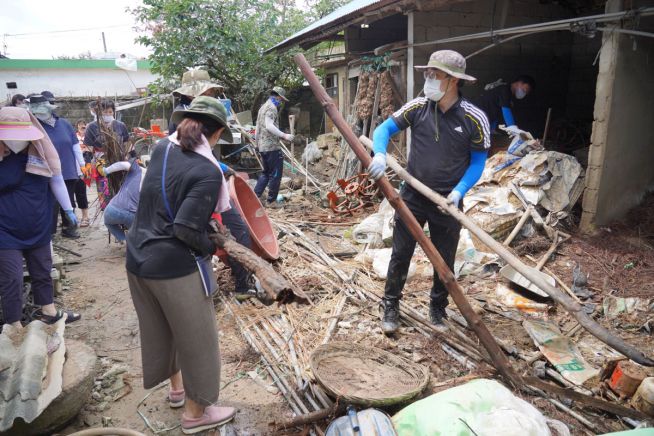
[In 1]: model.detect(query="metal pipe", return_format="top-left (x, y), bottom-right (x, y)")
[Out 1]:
top-left (599, 27), bottom-right (654, 38)
top-left (402, 7), bottom-right (654, 51)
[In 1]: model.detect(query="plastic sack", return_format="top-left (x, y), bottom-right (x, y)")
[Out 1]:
top-left (302, 141), bottom-right (323, 164)
top-left (352, 199), bottom-right (394, 247)
top-left (371, 248), bottom-right (416, 281)
top-left (393, 379), bottom-right (566, 436)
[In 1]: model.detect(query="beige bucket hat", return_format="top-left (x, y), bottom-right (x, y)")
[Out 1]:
top-left (415, 50), bottom-right (477, 82)
top-left (173, 69), bottom-right (224, 97)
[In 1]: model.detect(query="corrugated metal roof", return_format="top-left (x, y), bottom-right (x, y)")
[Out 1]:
top-left (267, 0), bottom-right (387, 52)
top-left (0, 319), bottom-right (66, 432)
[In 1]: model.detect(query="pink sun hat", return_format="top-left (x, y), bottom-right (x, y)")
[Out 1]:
top-left (0, 106), bottom-right (45, 141)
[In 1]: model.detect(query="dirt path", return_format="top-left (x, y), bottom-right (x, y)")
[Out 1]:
top-left (56, 195), bottom-right (289, 435)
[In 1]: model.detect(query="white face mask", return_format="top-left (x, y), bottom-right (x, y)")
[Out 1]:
top-left (515, 87), bottom-right (527, 100)
top-left (423, 77), bottom-right (446, 102)
top-left (3, 140), bottom-right (31, 153)
top-left (102, 115), bottom-right (114, 123)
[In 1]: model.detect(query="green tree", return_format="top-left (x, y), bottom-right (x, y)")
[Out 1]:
top-left (132, 0), bottom-right (311, 110)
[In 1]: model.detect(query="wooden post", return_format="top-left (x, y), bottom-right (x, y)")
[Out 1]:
top-left (294, 53), bottom-right (522, 385)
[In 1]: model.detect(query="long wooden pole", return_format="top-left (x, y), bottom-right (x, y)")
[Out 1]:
top-left (294, 53), bottom-right (521, 385)
top-left (357, 136), bottom-right (654, 366)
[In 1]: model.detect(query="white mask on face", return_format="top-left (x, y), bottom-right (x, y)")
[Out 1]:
top-left (102, 115), bottom-right (114, 123)
top-left (515, 87), bottom-right (527, 100)
top-left (423, 77), bottom-right (446, 102)
top-left (3, 140), bottom-right (31, 153)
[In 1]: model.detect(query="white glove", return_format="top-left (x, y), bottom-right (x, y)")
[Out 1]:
top-left (283, 133), bottom-right (294, 142)
top-left (367, 153), bottom-right (387, 181)
top-left (504, 125), bottom-right (522, 137)
top-left (446, 191), bottom-right (462, 208)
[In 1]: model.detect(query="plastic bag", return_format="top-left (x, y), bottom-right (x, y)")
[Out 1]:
top-left (302, 141), bottom-right (323, 164)
top-left (371, 248), bottom-right (416, 281)
top-left (352, 199), bottom-right (394, 247)
top-left (393, 379), bottom-right (565, 436)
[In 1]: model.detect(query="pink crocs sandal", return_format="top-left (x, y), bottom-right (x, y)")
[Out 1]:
top-left (181, 405), bottom-right (236, 434)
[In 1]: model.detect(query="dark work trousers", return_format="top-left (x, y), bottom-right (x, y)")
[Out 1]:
top-left (254, 150), bottom-right (284, 203)
top-left (384, 186), bottom-right (462, 309)
top-left (222, 201), bottom-right (253, 292)
top-left (74, 178), bottom-right (89, 210)
top-left (0, 244), bottom-right (54, 324)
top-left (51, 178), bottom-right (78, 234)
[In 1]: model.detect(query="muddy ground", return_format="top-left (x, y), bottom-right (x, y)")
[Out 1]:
top-left (54, 192), bottom-right (290, 435)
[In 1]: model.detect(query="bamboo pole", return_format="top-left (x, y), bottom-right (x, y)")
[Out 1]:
top-left (357, 135), bottom-right (654, 367)
top-left (294, 53), bottom-right (522, 385)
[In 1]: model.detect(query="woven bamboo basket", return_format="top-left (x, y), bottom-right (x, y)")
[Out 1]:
top-left (310, 342), bottom-right (430, 407)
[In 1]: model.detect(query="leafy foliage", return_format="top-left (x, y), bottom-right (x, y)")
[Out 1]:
top-left (131, 0), bottom-right (347, 110)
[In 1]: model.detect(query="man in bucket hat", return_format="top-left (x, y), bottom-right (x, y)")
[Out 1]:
top-left (253, 86), bottom-right (294, 208)
top-left (367, 50), bottom-right (490, 334)
top-left (168, 69), bottom-right (225, 135)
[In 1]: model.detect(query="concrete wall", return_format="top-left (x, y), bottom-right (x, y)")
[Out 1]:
top-left (412, 0), bottom-right (577, 136)
top-left (1, 68), bottom-right (156, 99)
top-left (47, 97), bottom-right (173, 130)
top-left (582, 4), bottom-right (654, 228)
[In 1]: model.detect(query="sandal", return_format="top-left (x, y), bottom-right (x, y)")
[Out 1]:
top-left (80, 218), bottom-right (90, 228)
top-left (32, 308), bottom-right (82, 324)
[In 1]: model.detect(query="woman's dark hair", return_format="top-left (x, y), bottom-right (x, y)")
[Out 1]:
top-left (10, 94), bottom-right (26, 106)
top-left (76, 119), bottom-right (86, 129)
top-left (100, 99), bottom-right (116, 111)
top-left (176, 115), bottom-right (223, 151)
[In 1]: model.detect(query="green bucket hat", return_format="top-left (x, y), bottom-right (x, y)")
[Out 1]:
top-left (171, 96), bottom-right (233, 143)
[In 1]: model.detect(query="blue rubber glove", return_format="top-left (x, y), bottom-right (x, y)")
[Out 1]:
top-left (446, 191), bottom-right (462, 208)
top-left (367, 153), bottom-right (387, 180)
top-left (64, 209), bottom-right (78, 227)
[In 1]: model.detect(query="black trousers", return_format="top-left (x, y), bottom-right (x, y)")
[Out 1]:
top-left (384, 186), bottom-right (461, 309)
top-left (73, 178), bottom-right (88, 210)
top-left (221, 201), bottom-right (253, 292)
top-left (51, 178), bottom-right (78, 234)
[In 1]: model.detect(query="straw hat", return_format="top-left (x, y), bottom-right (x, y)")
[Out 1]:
top-left (173, 69), bottom-right (224, 98)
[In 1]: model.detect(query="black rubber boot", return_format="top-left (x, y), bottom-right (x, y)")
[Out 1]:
top-left (429, 300), bottom-right (449, 332)
top-left (380, 298), bottom-right (400, 335)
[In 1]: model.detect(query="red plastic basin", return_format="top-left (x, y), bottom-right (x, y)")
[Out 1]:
top-left (228, 174), bottom-right (279, 260)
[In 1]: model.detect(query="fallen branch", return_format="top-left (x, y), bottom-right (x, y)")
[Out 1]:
top-left (358, 135), bottom-right (654, 367)
top-left (209, 229), bottom-right (305, 304)
top-left (272, 405), bottom-right (338, 431)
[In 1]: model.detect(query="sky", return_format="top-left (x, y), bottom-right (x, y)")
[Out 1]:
top-left (1, 0), bottom-right (151, 59)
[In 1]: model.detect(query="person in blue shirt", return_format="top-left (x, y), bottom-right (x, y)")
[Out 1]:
top-left (368, 50), bottom-right (489, 334)
top-left (29, 93), bottom-right (84, 239)
top-left (471, 75), bottom-right (535, 132)
top-left (0, 107), bottom-right (81, 328)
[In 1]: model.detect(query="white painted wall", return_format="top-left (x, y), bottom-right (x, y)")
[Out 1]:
top-left (2, 68), bottom-right (157, 99)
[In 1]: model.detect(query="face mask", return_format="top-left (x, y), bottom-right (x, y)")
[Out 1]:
top-left (30, 104), bottom-right (53, 117)
top-left (424, 78), bottom-right (448, 102)
top-left (3, 140), bottom-right (31, 153)
top-left (102, 115), bottom-right (115, 123)
top-left (270, 97), bottom-right (282, 108)
top-left (16, 103), bottom-right (28, 109)
top-left (515, 87), bottom-right (527, 100)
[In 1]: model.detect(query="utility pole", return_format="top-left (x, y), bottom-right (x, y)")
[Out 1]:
top-left (102, 32), bottom-right (107, 53)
